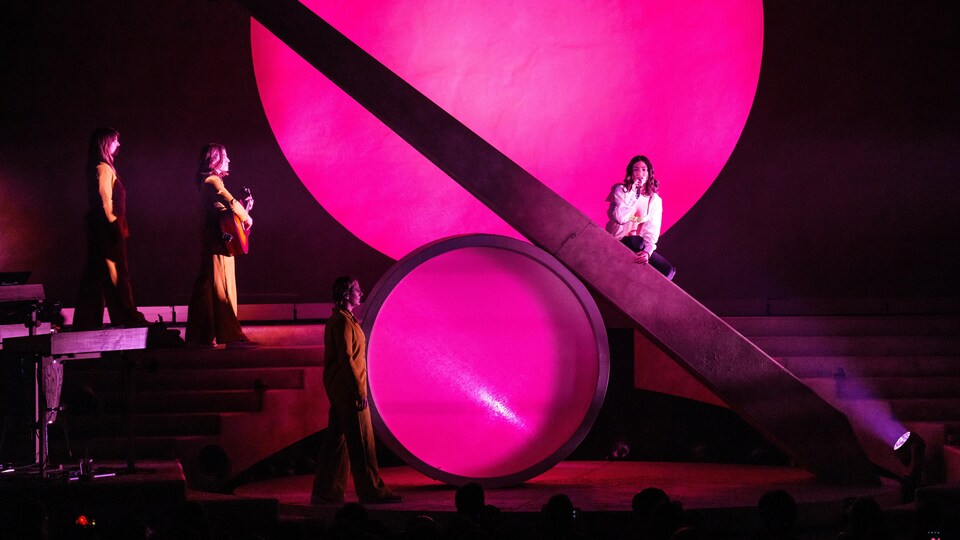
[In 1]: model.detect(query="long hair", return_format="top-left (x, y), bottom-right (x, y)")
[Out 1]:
top-left (332, 275), bottom-right (357, 307)
top-left (623, 155), bottom-right (659, 197)
top-left (87, 128), bottom-right (119, 208)
top-left (196, 143), bottom-right (229, 184)
top-left (88, 127), bottom-right (119, 170)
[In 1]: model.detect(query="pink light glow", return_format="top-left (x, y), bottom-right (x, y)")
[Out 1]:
top-left (251, 1), bottom-right (764, 259)
top-left (362, 239), bottom-right (606, 483)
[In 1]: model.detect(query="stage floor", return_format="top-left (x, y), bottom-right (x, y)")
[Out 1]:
top-left (234, 461), bottom-right (900, 528)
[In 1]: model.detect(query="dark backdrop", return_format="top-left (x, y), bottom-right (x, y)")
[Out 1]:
top-left (1, 0), bottom-right (957, 309)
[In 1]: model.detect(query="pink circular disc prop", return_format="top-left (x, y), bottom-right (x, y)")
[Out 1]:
top-left (360, 235), bottom-right (609, 486)
top-left (250, 1), bottom-right (764, 260)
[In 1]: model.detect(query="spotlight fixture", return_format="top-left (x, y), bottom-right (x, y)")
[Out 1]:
top-left (894, 431), bottom-right (912, 452)
top-left (894, 431), bottom-right (925, 468)
top-left (893, 430), bottom-right (926, 503)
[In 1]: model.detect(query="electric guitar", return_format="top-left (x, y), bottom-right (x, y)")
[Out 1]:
top-left (220, 187), bottom-right (253, 256)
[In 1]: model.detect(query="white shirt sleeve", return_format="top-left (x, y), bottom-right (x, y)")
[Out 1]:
top-left (639, 194), bottom-right (663, 255)
top-left (611, 186), bottom-right (638, 225)
top-left (606, 184), bottom-right (642, 240)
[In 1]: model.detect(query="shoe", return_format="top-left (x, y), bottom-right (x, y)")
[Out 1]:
top-left (124, 312), bottom-right (150, 328)
top-left (360, 493), bottom-right (403, 504)
top-left (226, 340), bottom-right (259, 349)
top-left (310, 494), bottom-right (344, 505)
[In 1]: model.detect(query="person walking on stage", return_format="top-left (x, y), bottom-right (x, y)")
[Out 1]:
top-left (185, 143), bottom-right (256, 348)
top-left (312, 276), bottom-right (402, 505)
top-left (74, 127), bottom-right (148, 330)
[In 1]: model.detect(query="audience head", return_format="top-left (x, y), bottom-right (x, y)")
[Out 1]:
top-left (403, 515), bottom-right (440, 540)
top-left (757, 489), bottom-right (798, 533)
top-left (651, 500), bottom-right (685, 539)
top-left (670, 526), bottom-right (706, 540)
top-left (455, 482), bottom-right (485, 518)
top-left (335, 502), bottom-right (368, 524)
top-left (841, 496), bottom-right (884, 537)
top-left (632, 487), bottom-right (670, 519)
top-left (541, 494), bottom-right (579, 537)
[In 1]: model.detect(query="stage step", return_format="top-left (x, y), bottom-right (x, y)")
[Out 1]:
top-left (776, 355), bottom-right (960, 378)
top-left (240, 324), bottom-right (322, 346)
top-left (66, 367), bottom-right (306, 392)
top-left (52, 332), bottom-right (330, 490)
top-left (90, 389), bottom-right (264, 414)
top-left (64, 345), bottom-right (322, 370)
top-left (51, 435), bottom-right (219, 461)
top-left (155, 324), bottom-right (323, 347)
top-left (68, 413), bottom-right (223, 436)
top-left (708, 297), bottom-right (960, 316)
top-left (749, 335), bottom-right (960, 357)
top-left (889, 399), bottom-right (960, 422)
top-left (726, 315), bottom-right (960, 337)
top-left (724, 314), bottom-right (960, 483)
top-left (835, 376), bottom-right (960, 400)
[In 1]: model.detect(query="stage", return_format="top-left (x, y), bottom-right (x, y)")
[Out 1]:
top-left (234, 461), bottom-right (902, 535)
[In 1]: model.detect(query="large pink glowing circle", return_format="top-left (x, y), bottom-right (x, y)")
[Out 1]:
top-left (251, 1), bottom-right (763, 259)
top-left (360, 235), bottom-right (609, 486)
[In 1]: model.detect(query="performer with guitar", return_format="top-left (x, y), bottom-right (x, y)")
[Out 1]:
top-left (185, 143), bottom-right (257, 348)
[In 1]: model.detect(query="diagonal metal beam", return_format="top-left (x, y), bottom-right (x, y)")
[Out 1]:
top-left (237, 0), bottom-right (878, 484)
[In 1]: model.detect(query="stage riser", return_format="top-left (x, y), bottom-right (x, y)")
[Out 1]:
top-left (39, 333), bottom-right (331, 489)
top-left (240, 325), bottom-right (323, 346)
top-left (707, 297), bottom-right (960, 317)
top-left (890, 400), bottom-right (960, 421)
top-left (750, 335), bottom-right (960, 357)
top-left (833, 378), bottom-right (960, 400)
top-left (778, 356), bottom-right (960, 378)
top-left (67, 414), bottom-right (223, 437)
top-left (723, 314), bottom-right (960, 483)
top-left (727, 315), bottom-right (960, 337)
top-left (66, 345), bottom-right (323, 369)
top-left (50, 435), bottom-right (217, 462)
top-left (73, 390), bottom-right (263, 414)
top-left (65, 367), bottom-right (306, 392)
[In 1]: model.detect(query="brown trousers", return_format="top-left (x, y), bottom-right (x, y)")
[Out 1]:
top-left (312, 398), bottom-right (394, 501)
top-left (185, 254), bottom-right (247, 345)
top-left (74, 235), bottom-right (145, 329)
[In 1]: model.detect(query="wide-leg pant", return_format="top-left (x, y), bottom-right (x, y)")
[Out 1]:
top-left (74, 235), bottom-right (145, 330)
top-left (185, 254), bottom-right (247, 345)
top-left (312, 398), bottom-right (395, 502)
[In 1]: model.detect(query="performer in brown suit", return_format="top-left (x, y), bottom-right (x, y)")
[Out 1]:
top-left (74, 127), bottom-right (147, 330)
top-left (312, 276), bottom-right (401, 504)
top-left (185, 143), bottom-right (256, 348)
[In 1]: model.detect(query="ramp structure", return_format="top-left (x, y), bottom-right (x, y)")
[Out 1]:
top-left (237, 0), bottom-right (878, 484)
